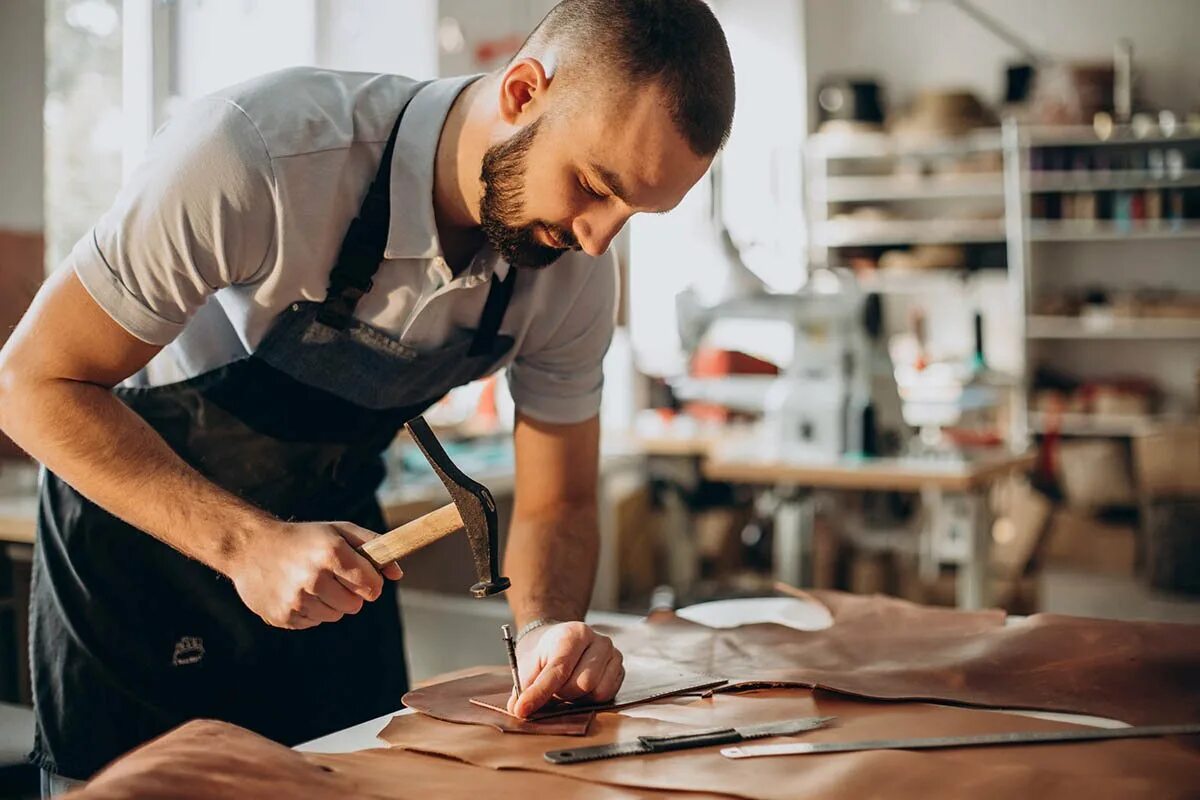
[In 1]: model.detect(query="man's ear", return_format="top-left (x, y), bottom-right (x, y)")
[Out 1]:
top-left (498, 57), bottom-right (551, 125)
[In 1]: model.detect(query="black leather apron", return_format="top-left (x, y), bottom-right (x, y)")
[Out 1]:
top-left (30, 83), bottom-right (518, 779)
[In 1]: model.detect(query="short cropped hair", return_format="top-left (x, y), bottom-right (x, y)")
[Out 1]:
top-left (517, 0), bottom-right (736, 156)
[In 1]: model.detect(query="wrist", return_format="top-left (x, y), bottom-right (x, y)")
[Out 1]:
top-left (515, 616), bottom-right (569, 645)
top-left (213, 511), bottom-right (279, 578)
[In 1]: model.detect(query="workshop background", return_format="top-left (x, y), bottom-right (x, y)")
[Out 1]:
top-left (1, 0), bottom-right (1199, 764)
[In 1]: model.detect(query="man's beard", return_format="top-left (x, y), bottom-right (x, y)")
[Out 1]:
top-left (479, 116), bottom-right (579, 270)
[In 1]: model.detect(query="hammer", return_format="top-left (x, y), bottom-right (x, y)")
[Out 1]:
top-left (356, 416), bottom-right (510, 598)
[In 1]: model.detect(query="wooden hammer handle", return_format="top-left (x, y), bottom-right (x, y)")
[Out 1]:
top-left (357, 502), bottom-right (464, 569)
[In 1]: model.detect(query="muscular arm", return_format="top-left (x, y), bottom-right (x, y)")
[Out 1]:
top-left (0, 268), bottom-right (396, 628)
top-left (0, 268), bottom-right (272, 565)
top-left (504, 412), bottom-right (624, 716)
top-left (504, 412), bottom-right (601, 627)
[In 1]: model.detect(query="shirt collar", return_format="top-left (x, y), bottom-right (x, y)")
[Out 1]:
top-left (384, 74), bottom-right (497, 280)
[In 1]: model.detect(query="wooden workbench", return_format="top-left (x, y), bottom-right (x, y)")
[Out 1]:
top-left (703, 450), bottom-right (1037, 493)
top-left (635, 423), bottom-right (1035, 610)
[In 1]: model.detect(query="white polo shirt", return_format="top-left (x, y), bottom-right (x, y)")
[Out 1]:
top-left (70, 67), bottom-right (616, 425)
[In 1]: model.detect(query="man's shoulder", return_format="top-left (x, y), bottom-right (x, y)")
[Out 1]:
top-left (204, 67), bottom-right (422, 160)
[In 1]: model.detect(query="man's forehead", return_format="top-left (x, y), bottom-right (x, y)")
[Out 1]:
top-left (575, 98), bottom-right (709, 211)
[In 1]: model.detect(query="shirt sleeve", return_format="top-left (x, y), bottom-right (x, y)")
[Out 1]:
top-left (70, 97), bottom-right (276, 345)
top-left (506, 252), bottom-right (618, 425)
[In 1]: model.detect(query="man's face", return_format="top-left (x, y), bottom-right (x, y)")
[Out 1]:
top-left (479, 81), bottom-right (712, 270)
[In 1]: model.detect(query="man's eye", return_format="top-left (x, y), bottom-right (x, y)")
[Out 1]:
top-left (579, 179), bottom-right (605, 199)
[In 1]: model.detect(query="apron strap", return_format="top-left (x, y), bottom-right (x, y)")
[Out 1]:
top-left (319, 82), bottom-right (432, 329)
top-left (468, 268), bottom-right (518, 357)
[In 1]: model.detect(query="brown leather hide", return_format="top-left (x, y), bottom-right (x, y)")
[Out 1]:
top-left (601, 590), bottom-right (1200, 726)
top-left (469, 656), bottom-right (726, 720)
top-left (403, 669), bottom-right (597, 735)
top-left (380, 688), bottom-right (1200, 800)
top-left (66, 719), bottom-right (731, 800)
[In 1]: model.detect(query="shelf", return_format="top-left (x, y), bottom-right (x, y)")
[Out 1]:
top-left (1028, 411), bottom-right (1165, 437)
top-left (1024, 125), bottom-right (1200, 147)
top-left (1028, 170), bottom-right (1200, 193)
top-left (816, 219), bottom-right (1007, 247)
top-left (1027, 316), bottom-right (1200, 340)
top-left (810, 129), bottom-right (1002, 160)
top-left (823, 173), bottom-right (1003, 202)
top-left (854, 268), bottom-right (1003, 293)
top-left (1028, 220), bottom-right (1200, 241)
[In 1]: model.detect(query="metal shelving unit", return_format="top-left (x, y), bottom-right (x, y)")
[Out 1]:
top-left (1026, 316), bottom-right (1200, 340)
top-left (806, 129), bottom-right (1008, 269)
top-left (806, 124), bottom-right (1200, 449)
top-left (1028, 170), bottom-right (1200, 193)
top-left (1029, 220), bottom-right (1200, 241)
top-left (1003, 121), bottom-right (1200, 445)
top-left (824, 173), bottom-right (1004, 202)
top-left (815, 219), bottom-right (1007, 248)
top-left (1028, 411), bottom-right (1178, 437)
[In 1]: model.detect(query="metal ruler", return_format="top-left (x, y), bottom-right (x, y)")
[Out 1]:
top-left (545, 716), bottom-right (835, 764)
top-left (721, 722), bottom-right (1200, 759)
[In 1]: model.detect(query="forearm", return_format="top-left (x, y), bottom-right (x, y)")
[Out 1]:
top-left (0, 375), bottom-right (274, 573)
top-left (503, 501), bottom-right (599, 628)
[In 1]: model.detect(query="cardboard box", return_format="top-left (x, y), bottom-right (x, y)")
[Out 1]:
top-left (1043, 508), bottom-right (1137, 576)
top-left (1134, 425), bottom-right (1200, 500)
top-left (1056, 439), bottom-right (1136, 509)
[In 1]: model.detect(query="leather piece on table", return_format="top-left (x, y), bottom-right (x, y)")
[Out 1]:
top-left (402, 669), bottom-right (595, 735)
top-left (64, 719), bottom-right (734, 800)
top-left (601, 589), bottom-right (1200, 725)
top-left (380, 687), bottom-right (1200, 800)
top-left (470, 656), bottom-right (727, 720)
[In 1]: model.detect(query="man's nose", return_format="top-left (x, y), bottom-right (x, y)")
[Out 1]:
top-left (573, 208), bottom-right (631, 257)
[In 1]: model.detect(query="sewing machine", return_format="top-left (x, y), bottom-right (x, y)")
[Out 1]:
top-left (672, 268), bottom-right (906, 462)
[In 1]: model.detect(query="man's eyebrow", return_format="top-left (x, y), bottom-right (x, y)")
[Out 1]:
top-left (589, 163), bottom-right (633, 206)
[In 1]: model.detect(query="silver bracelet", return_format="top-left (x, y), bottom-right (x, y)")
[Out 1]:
top-left (515, 617), bottom-right (567, 644)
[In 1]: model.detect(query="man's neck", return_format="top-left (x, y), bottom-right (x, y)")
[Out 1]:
top-left (432, 76), bottom-right (491, 273)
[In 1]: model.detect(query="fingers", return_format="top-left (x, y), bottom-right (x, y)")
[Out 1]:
top-left (336, 524), bottom-right (402, 580)
top-left (282, 607), bottom-right (321, 630)
top-left (592, 651), bottom-right (625, 703)
top-left (555, 636), bottom-right (616, 702)
top-left (315, 572), bottom-right (365, 615)
top-left (513, 627), bottom-right (588, 718)
top-left (326, 524), bottom-right (386, 601)
top-left (299, 592), bottom-right (344, 624)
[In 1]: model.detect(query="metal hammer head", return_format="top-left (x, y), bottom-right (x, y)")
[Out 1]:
top-left (404, 416), bottom-right (510, 598)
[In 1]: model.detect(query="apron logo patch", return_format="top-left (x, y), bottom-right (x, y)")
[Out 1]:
top-left (172, 636), bottom-right (205, 666)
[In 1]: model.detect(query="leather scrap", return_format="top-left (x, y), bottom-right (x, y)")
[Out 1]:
top-left (601, 589), bottom-right (1200, 725)
top-left (380, 687), bottom-right (1200, 800)
top-left (469, 656), bottom-right (727, 720)
top-left (64, 718), bottom-right (734, 799)
top-left (402, 669), bottom-right (595, 736)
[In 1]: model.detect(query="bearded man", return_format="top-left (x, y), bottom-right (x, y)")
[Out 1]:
top-left (0, 0), bottom-right (736, 793)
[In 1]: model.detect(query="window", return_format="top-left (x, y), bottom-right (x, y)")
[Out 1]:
top-left (44, 0), bottom-right (123, 272)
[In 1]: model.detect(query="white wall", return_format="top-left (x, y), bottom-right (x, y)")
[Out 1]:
top-left (804, 0), bottom-right (1200, 125)
top-left (169, 0), bottom-right (440, 112)
top-left (628, 0), bottom-right (810, 376)
top-left (172, 0), bottom-right (318, 103)
top-left (316, 0), bottom-right (438, 78)
top-left (718, 0), bottom-right (808, 291)
top-left (0, 0), bottom-right (45, 231)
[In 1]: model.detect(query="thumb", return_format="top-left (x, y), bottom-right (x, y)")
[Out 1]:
top-left (332, 522), bottom-right (404, 581)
